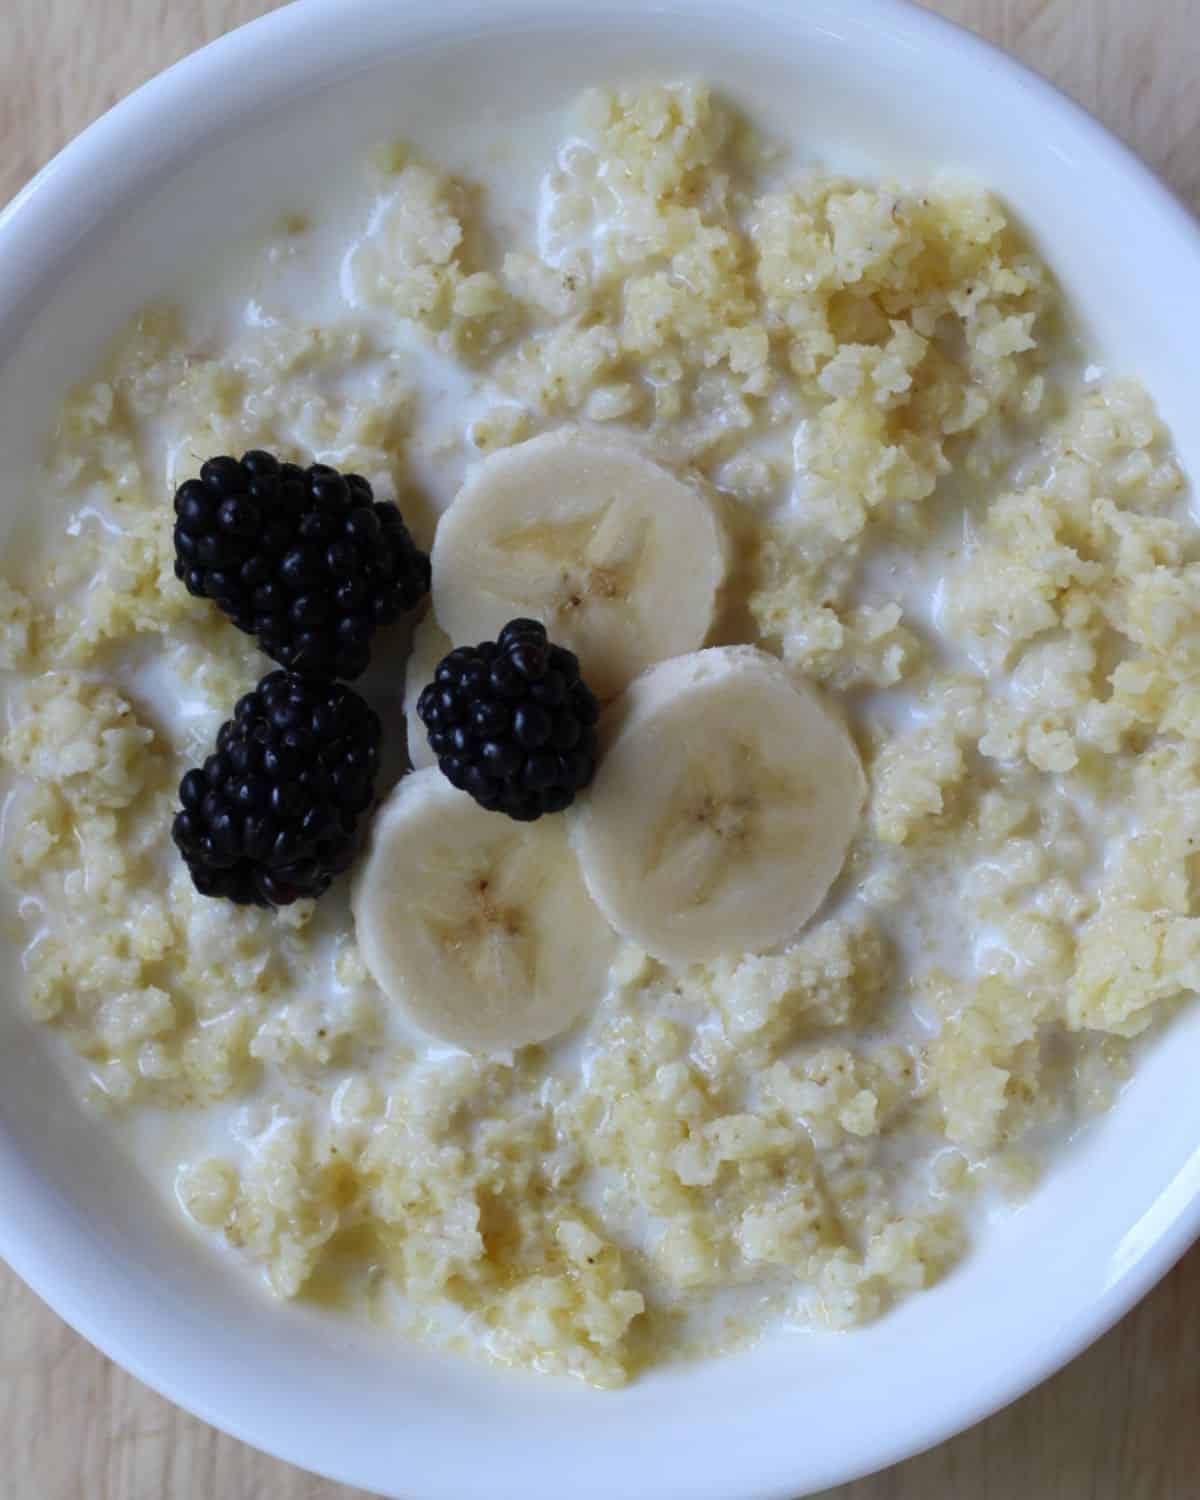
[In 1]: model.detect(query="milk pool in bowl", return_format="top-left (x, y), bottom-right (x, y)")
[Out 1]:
top-left (0, 2), bottom-right (1194, 1500)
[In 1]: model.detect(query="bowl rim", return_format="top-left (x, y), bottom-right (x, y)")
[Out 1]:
top-left (1, 1), bottom-right (1199, 1496)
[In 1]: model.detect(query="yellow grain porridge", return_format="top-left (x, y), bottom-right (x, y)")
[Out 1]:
top-left (1, 81), bottom-right (1197, 1389)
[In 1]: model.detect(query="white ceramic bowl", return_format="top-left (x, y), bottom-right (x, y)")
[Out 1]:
top-left (2, 2), bottom-right (1198, 1496)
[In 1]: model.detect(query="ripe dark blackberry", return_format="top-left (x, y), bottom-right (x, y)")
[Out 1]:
top-left (173, 451), bottom-right (430, 679)
top-left (172, 671), bottom-right (382, 906)
top-left (417, 619), bottom-right (600, 821)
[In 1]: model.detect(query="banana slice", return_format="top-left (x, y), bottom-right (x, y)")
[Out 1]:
top-left (403, 612), bottom-right (452, 770)
top-left (570, 647), bottom-right (866, 966)
top-left (352, 768), bottom-right (618, 1050)
top-left (430, 429), bottom-right (727, 701)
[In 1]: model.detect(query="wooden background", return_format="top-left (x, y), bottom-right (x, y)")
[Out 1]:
top-left (2, 2), bottom-right (1198, 1496)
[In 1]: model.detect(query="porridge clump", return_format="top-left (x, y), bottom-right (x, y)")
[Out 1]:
top-left (0, 81), bottom-right (1196, 1387)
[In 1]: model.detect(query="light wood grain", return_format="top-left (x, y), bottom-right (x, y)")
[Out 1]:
top-left (2, 3), bottom-right (1198, 1498)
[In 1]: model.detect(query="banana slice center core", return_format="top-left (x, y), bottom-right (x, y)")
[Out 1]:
top-left (647, 737), bottom-right (803, 904)
top-left (556, 560), bottom-right (626, 611)
top-left (516, 500), bottom-right (649, 619)
top-left (694, 791), bottom-right (755, 842)
top-left (432, 874), bottom-right (529, 980)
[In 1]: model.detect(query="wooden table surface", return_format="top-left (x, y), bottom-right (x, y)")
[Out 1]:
top-left (3, 2), bottom-right (1199, 1497)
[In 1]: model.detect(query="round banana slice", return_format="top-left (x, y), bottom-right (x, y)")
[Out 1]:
top-left (570, 647), bottom-right (866, 966)
top-left (352, 768), bottom-right (618, 1050)
top-left (403, 612), bottom-right (452, 770)
top-left (430, 428), bottom-right (727, 701)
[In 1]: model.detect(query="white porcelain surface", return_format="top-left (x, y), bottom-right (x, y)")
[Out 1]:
top-left (1, 3), bottom-right (1198, 1497)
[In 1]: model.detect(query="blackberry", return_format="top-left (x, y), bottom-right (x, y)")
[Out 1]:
top-left (173, 451), bottom-right (430, 679)
top-left (417, 619), bottom-right (600, 821)
top-left (172, 670), bottom-right (382, 906)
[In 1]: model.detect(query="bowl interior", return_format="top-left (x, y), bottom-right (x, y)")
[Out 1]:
top-left (1, 3), bottom-right (1198, 1498)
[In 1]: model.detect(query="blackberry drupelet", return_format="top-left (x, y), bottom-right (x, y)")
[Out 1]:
top-left (173, 450), bottom-right (430, 679)
top-left (172, 670), bottom-right (382, 906)
top-left (417, 619), bottom-right (600, 821)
